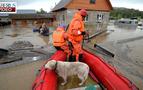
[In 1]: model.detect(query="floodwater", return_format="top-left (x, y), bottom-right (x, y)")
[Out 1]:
top-left (0, 24), bottom-right (54, 90)
top-left (86, 22), bottom-right (143, 89)
top-left (0, 22), bottom-right (143, 90)
top-left (0, 24), bottom-right (50, 48)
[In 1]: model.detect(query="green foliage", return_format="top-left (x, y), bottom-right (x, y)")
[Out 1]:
top-left (36, 8), bottom-right (47, 14)
top-left (110, 7), bottom-right (143, 19)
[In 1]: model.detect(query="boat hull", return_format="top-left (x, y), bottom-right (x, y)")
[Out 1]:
top-left (32, 50), bottom-right (138, 90)
top-left (82, 50), bottom-right (138, 90)
top-left (32, 50), bottom-right (66, 90)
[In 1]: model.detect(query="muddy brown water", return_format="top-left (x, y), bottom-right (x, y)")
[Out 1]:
top-left (0, 60), bottom-right (46, 90)
top-left (0, 23), bottom-right (143, 89)
top-left (87, 24), bottom-right (143, 89)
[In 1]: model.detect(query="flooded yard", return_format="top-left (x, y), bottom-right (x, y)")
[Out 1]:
top-left (0, 22), bottom-right (143, 90)
top-left (85, 23), bottom-right (143, 89)
top-left (0, 24), bottom-right (55, 90)
top-left (0, 25), bottom-right (49, 48)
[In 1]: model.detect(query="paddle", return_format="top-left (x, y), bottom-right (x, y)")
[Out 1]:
top-left (64, 24), bottom-right (75, 61)
top-left (89, 71), bottom-right (105, 90)
top-left (94, 44), bottom-right (115, 57)
top-left (0, 48), bottom-right (9, 59)
top-left (0, 48), bottom-right (9, 52)
top-left (84, 30), bottom-right (115, 58)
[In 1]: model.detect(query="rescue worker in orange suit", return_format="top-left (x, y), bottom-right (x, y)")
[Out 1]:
top-left (67, 9), bottom-right (87, 62)
top-left (52, 24), bottom-right (71, 59)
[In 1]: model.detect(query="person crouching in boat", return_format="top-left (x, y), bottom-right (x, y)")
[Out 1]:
top-left (52, 24), bottom-right (71, 60)
top-left (67, 9), bottom-right (88, 62)
top-left (39, 23), bottom-right (49, 36)
top-left (33, 21), bottom-right (41, 32)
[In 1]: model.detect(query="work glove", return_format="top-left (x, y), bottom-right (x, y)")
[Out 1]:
top-left (81, 31), bottom-right (86, 35)
top-left (68, 41), bottom-right (73, 49)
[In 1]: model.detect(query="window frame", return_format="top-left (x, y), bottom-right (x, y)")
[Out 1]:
top-left (90, 0), bottom-right (96, 4)
top-left (62, 14), bottom-right (65, 21)
top-left (97, 13), bottom-right (104, 23)
top-left (84, 15), bottom-right (89, 22)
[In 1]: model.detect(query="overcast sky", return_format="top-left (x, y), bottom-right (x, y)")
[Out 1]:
top-left (0, 0), bottom-right (143, 12)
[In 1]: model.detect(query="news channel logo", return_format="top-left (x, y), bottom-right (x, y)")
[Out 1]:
top-left (0, 2), bottom-right (17, 13)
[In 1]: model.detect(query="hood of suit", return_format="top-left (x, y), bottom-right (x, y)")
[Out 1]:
top-left (73, 12), bottom-right (83, 21)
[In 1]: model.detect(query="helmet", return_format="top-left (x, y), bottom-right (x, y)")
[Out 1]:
top-left (79, 9), bottom-right (87, 16)
top-left (58, 24), bottom-right (66, 29)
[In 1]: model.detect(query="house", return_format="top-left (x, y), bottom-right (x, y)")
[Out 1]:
top-left (9, 9), bottom-right (54, 26)
top-left (16, 10), bottom-right (36, 14)
top-left (9, 13), bottom-right (54, 26)
top-left (0, 13), bottom-right (11, 26)
top-left (115, 18), bottom-right (138, 26)
top-left (52, 0), bottom-right (113, 34)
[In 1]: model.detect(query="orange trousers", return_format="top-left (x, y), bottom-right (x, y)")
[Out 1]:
top-left (61, 45), bottom-right (71, 58)
top-left (71, 42), bottom-right (82, 62)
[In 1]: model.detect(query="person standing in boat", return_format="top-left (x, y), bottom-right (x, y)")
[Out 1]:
top-left (52, 24), bottom-right (71, 59)
top-left (67, 9), bottom-right (88, 62)
top-left (39, 22), bottom-right (49, 36)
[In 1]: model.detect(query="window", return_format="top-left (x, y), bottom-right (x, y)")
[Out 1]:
top-left (90, 0), bottom-right (96, 4)
top-left (84, 15), bottom-right (88, 22)
top-left (62, 15), bottom-right (65, 21)
top-left (97, 14), bottom-right (103, 23)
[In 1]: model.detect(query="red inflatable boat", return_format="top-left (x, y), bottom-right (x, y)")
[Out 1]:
top-left (32, 50), bottom-right (138, 90)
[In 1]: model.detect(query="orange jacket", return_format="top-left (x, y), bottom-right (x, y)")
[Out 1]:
top-left (52, 27), bottom-right (67, 46)
top-left (67, 12), bottom-right (85, 43)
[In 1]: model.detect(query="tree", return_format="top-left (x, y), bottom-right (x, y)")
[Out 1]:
top-left (37, 8), bottom-right (47, 14)
top-left (110, 7), bottom-right (143, 19)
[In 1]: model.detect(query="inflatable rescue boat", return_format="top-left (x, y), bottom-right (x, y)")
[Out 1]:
top-left (32, 50), bottom-right (138, 90)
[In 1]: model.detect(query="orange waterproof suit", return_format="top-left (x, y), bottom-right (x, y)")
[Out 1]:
top-left (67, 11), bottom-right (85, 61)
top-left (53, 27), bottom-right (71, 58)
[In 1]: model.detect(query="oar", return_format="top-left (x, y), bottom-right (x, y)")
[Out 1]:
top-left (85, 31), bottom-right (115, 57)
top-left (89, 71), bottom-right (105, 90)
top-left (0, 48), bottom-right (9, 59)
top-left (94, 44), bottom-right (115, 57)
top-left (0, 48), bottom-right (9, 52)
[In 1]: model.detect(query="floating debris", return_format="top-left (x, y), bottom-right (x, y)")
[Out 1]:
top-left (9, 41), bottom-right (34, 50)
top-left (5, 34), bottom-right (20, 37)
top-left (0, 52), bottom-right (22, 64)
top-left (0, 48), bottom-right (8, 59)
top-left (0, 41), bottom-right (52, 65)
